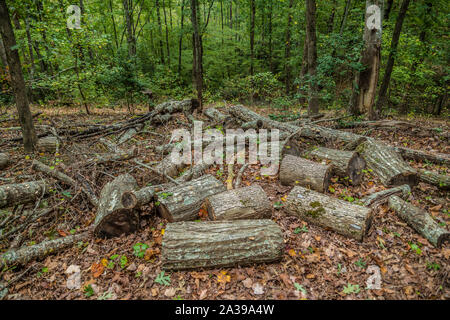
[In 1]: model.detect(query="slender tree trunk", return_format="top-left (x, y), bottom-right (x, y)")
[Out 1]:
top-left (339, 0), bottom-right (351, 35)
top-left (162, 0), bottom-right (171, 65)
top-left (284, 0), bottom-right (294, 93)
top-left (327, 0), bottom-right (337, 34)
top-left (384, 0), bottom-right (394, 20)
top-left (268, 0), bottom-right (273, 72)
top-left (191, 0), bottom-right (203, 108)
top-left (109, 0), bottom-right (119, 49)
top-left (156, 0), bottom-right (165, 64)
top-left (0, 37), bottom-right (7, 68)
top-left (123, 0), bottom-right (136, 56)
top-left (178, 0), bottom-right (186, 76)
top-left (375, 0), bottom-right (410, 116)
top-left (25, 18), bottom-right (35, 79)
top-left (249, 0), bottom-right (255, 76)
top-left (306, 0), bottom-right (319, 115)
top-left (0, 0), bottom-right (37, 152)
top-left (348, 0), bottom-right (383, 119)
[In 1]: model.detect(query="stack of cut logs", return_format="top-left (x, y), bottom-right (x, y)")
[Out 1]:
top-left (0, 101), bottom-right (448, 271)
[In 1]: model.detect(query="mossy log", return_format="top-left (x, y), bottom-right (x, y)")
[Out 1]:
top-left (156, 175), bottom-right (226, 222)
top-left (0, 181), bottom-right (48, 209)
top-left (356, 139), bottom-right (419, 187)
top-left (93, 174), bottom-right (138, 238)
top-left (285, 186), bottom-right (373, 241)
top-left (388, 196), bottom-right (449, 247)
top-left (309, 147), bottom-right (366, 185)
top-left (205, 185), bottom-right (272, 221)
top-left (418, 169), bottom-right (450, 190)
top-left (361, 184), bottom-right (411, 207)
top-left (37, 136), bottom-right (59, 153)
top-left (279, 155), bottom-right (332, 193)
top-left (162, 220), bottom-right (283, 270)
top-left (0, 153), bottom-right (9, 169)
top-left (0, 232), bottom-right (88, 269)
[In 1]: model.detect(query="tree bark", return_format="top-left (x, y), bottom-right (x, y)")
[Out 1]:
top-left (0, 153), bottom-right (9, 169)
top-left (206, 184), bottom-right (272, 221)
top-left (375, 0), bottom-right (410, 116)
top-left (156, 175), bottom-right (226, 222)
top-left (309, 147), bottom-right (366, 185)
top-left (285, 186), bottom-right (373, 241)
top-left (191, 0), bottom-right (203, 108)
top-left (389, 196), bottom-right (449, 247)
top-left (356, 139), bottom-right (418, 187)
top-left (93, 174), bottom-right (138, 238)
top-left (37, 136), bottom-right (60, 153)
top-left (0, 180), bottom-right (48, 209)
top-left (123, 0), bottom-right (136, 56)
top-left (305, 0), bottom-right (319, 115)
top-left (361, 184), bottom-right (411, 207)
top-left (418, 169), bottom-right (450, 190)
top-left (178, 0), bottom-right (186, 75)
top-left (0, 0), bottom-right (37, 152)
top-left (249, 0), bottom-right (255, 76)
top-left (284, 0), bottom-right (294, 93)
top-left (156, 0), bottom-right (165, 64)
top-left (349, 0), bottom-right (383, 119)
top-left (280, 155), bottom-right (332, 193)
top-left (162, 219), bottom-right (283, 270)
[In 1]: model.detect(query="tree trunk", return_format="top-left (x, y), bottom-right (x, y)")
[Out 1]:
top-left (389, 196), bottom-right (449, 248)
top-left (191, 0), bottom-right (203, 108)
top-left (356, 138), bottom-right (418, 187)
top-left (349, 0), bottom-right (383, 119)
top-left (339, 0), bottom-right (352, 35)
top-left (0, 180), bottom-right (48, 209)
top-left (156, 175), bottom-right (226, 222)
top-left (280, 155), bottom-right (332, 193)
top-left (162, 219), bottom-right (283, 270)
top-left (93, 174), bottom-right (139, 238)
top-left (384, 0), bottom-right (394, 20)
top-left (178, 0), bottom-right (186, 76)
top-left (305, 0), bottom-right (319, 115)
top-left (375, 0), bottom-right (410, 116)
top-left (309, 147), bottom-right (366, 185)
top-left (162, 0), bottom-right (171, 65)
top-left (249, 0), bottom-right (255, 76)
top-left (361, 184), bottom-right (411, 207)
top-left (284, 0), bottom-right (294, 93)
top-left (0, 0), bottom-right (37, 152)
top-left (123, 0), bottom-right (136, 56)
top-left (285, 186), bottom-right (373, 241)
top-left (156, 0), bottom-right (165, 64)
top-left (418, 169), bottom-right (450, 190)
top-left (0, 153), bottom-right (9, 169)
top-left (206, 184), bottom-right (272, 221)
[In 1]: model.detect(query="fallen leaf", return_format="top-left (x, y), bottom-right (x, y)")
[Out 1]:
top-left (252, 283), bottom-right (264, 295)
top-left (91, 263), bottom-right (104, 278)
top-left (217, 271), bottom-right (231, 283)
top-left (164, 288), bottom-right (176, 298)
top-left (242, 278), bottom-right (253, 289)
top-left (288, 249), bottom-right (297, 257)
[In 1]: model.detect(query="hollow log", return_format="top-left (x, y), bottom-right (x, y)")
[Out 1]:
top-left (280, 155), bottom-right (332, 193)
top-left (156, 175), bottom-right (226, 222)
top-left (0, 232), bottom-right (88, 269)
top-left (361, 184), bottom-right (411, 207)
top-left (0, 153), bottom-right (9, 169)
top-left (356, 139), bottom-right (419, 187)
top-left (388, 196), bottom-right (449, 248)
top-left (162, 220), bottom-right (283, 270)
top-left (37, 136), bottom-right (59, 153)
top-left (32, 160), bottom-right (98, 206)
top-left (418, 169), bottom-right (450, 190)
top-left (0, 181), bottom-right (48, 209)
top-left (93, 174), bottom-right (138, 238)
top-left (309, 147), bottom-right (366, 185)
top-left (205, 185), bottom-right (272, 221)
top-left (285, 186), bottom-right (373, 241)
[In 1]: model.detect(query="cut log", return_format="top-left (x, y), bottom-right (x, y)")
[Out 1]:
top-left (418, 169), bottom-right (450, 190)
top-left (37, 136), bottom-right (60, 153)
top-left (309, 147), bottom-right (366, 185)
top-left (32, 160), bottom-right (98, 207)
top-left (361, 184), bottom-right (411, 207)
top-left (0, 153), bottom-right (9, 169)
top-left (121, 186), bottom-right (158, 210)
top-left (285, 186), bottom-right (373, 241)
top-left (356, 139), bottom-right (419, 187)
top-left (0, 181), bottom-right (48, 209)
top-left (93, 174), bottom-right (138, 238)
top-left (156, 175), bottom-right (226, 222)
top-left (205, 185), bottom-right (272, 221)
top-left (162, 220), bottom-right (283, 270)
top-left (279, 155), bottom-right (332, 193)
top-left (388, 196), bottom-right (449, 248)
top-left (0, 232), bottom-right (88, 269)
top-left (154, 154), bottom-right (187, 182)
top-left (394, 147), bottom-right (450, 166)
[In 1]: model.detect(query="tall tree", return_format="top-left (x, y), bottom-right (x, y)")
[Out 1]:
top-left (376, 0), bottom-right (411, 116)
top-left (348, 0), bottom-right (383, 119)
top-left (178, 0), bottom-right (186, 76)
top-left (156, 0), bottom-right (165, 64)
top-left (0, 0), bottom-right (37, 152)
top-left (191, 0), bottom-right (203, 107)
top-left (123, 0), bottom-right (136, 56)
top-left (305, 0), bottom-right (319, 115)
top-left (249, 0), bottom-right (255, 76)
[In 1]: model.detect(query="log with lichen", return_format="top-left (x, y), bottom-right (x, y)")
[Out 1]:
top-left (93, 174), bottom-right (138, 238)
top-left (156, 175), bottom-right (226, 222)
top-left (162, 219), bottom-right (283, 270)
top-left (0, 181), bottom-right (49, 209)
top-left (309, 147), bottom-right (366, 185)
top-left (388, 196), bottom-right (449, 248)
top-left (418, 169), bottom-right (450, 190)
top-left (361, 184), bottom-right (411, 207)
top-left (205, 185), bottom-right (272, 221)
top-left (279, 155), bottom-right (332, 193)
top-left (356, 139), bottom-right (419, 187)
top-left (285, 186), bottom-right (373, 241)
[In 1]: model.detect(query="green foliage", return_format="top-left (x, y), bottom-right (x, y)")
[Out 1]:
top-left (133, 243), bottom-right (149, 259)
top-left (343, 283), bottom-right (360, 295)
top-left (155, 271), bottom-right (171, 286)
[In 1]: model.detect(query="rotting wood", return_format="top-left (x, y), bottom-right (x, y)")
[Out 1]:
top-left (162, 219), bottom-right (283, 270)
top-left (418, 169), bottom-right (450, 190)
top-left (0, 180), bottom-right (48, 209)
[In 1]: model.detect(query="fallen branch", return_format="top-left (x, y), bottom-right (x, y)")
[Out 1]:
top-left (0, 181), bottom-right (48, 209)
top-left (361, 184), bottom-right (411, 207)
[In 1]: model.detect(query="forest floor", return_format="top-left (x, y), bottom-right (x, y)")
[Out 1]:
top-left (0, 103), bottom-right (448, 300)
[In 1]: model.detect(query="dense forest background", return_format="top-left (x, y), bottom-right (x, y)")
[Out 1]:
top-left (0, 0), bottom-right (448, 117)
